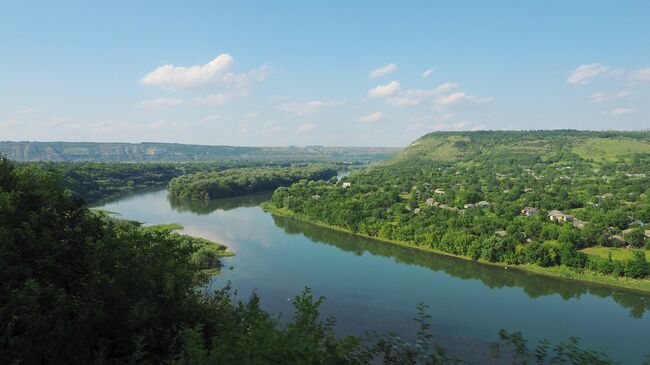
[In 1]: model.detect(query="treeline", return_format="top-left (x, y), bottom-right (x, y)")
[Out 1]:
top-left (24, 161), bottom-right (289, 204)
top-left (168, 165), bottom-right (338, 200)
top-left (269, 131), bottom-right (650, 281)
top-left (1, 157), bottom-right (620, 364)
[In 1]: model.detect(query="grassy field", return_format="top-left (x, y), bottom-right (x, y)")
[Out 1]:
top-left (143, 223), bottom-right (184, 232)
top-left (582, 246), bottom-right (650, 261)
top-left (572, 138), bottom-right (650, 162)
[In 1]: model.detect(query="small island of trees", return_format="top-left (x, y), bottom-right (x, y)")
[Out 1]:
top-left (167, 165), bottom-right (338, 200)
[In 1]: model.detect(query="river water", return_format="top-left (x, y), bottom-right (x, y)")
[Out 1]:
top-left (98, 189), bottom-right (650, 363)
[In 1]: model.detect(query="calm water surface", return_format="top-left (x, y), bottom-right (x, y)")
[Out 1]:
top-left (98, 189), bottom-right (650, 363)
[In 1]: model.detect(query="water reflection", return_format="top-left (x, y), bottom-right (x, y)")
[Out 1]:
top-left (168, 192), bottom-right (272, 214)
top-left (271, 214), bottom-right (650, 318)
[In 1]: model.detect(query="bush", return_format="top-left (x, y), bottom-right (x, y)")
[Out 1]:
top-left (624, 251), bottom-right (649, 279)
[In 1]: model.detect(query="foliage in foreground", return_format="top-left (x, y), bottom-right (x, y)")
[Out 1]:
top-left (0, 158), bottom-right (628, 364)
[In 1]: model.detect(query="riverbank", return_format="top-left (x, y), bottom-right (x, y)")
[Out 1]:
top-left (144, 224), bottom-right (235, 274)
top-left (261, 202), bottom-right (650, 294)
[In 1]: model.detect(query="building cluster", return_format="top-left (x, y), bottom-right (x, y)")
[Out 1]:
top-left (521, 207), bottom-right (586, 229)
top-left (423, 197), bottom-right (490, 215)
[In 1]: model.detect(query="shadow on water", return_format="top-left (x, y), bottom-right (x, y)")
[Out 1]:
top-left (167, 192), bottom-right (273, 215)
top-left (270, 214), bottom-right (650, 319)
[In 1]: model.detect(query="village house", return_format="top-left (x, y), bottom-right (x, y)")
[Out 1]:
top-left (476, 201), bottom-right (490, 208)
top-left (601, 193), bottom-right (613, 199)
top-left (434, 188), bottom-right (445, 195)
top-left (425, 198), bottom-right (436, 206)
top-left (495, 230), bottom-right (507, 237)
top-left (523, 187), bottom-right (534, 193)
top-left (463, 203), bottom-right (475, 209)
top-left (342, 182), bottom-right (351, 188)
top-left (548, 210), bottom-right (574, 223)
top-left (645, 230), bottom-right (650, 238)
top-left (521, 207), bottom-right (538, 216)
top-left (414, 208), bottom-right (422, 214)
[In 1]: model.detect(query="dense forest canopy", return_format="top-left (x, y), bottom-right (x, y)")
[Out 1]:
top-left (168, 165), bottom-right (338, 200)
top-left (269, 131), bottom-right (650, 282)
top-left (0, 141), bottom-right (400, 163)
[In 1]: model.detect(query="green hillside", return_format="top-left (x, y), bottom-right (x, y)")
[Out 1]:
top-left (269, 130), bottom-right (650, 290)
top-left (390, 130), bottom-right (650, 165)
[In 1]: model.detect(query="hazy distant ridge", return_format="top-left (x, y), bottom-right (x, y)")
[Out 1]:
top-left (0, 141), bottom-right (401, 162)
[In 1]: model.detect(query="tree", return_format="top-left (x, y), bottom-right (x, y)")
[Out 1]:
top-left (625, 250), bottom-right (649, 279)
top-left (625, 228), bottom-right (647, 248)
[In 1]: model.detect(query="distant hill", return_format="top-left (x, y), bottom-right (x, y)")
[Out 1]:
top-left (389, 130), bottom-right (650, 165)
top-left (0, 141), bottom-right (401, 163)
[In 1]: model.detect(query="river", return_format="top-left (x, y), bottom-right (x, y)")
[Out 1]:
top-left (97, 188), bottom-right (650, 363)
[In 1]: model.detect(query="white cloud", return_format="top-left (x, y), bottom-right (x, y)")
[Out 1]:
top-left (609, 68), bottom-right (626, 78)
top-left (223, 64), bottom-right (270, 88)
top-left (607, 107), bottom-right (635, 116)
top-left (631, 68), bottom-right (650, 81)
top-left (197, 90), bottom-right (249, 105)
top-left (387, 89), bottom-right (434, 106)
top-left (359, 112), bottom-right (385, 123)
top-left (278, 100), bottom-right (344, 116)
top-left (140, 53), bottom-right (234, 89)
top-left (421, 68), bottom-right (435, 78)
top-left (367, 81), bottom-right (400, 98)
top-left (14, 107), bottom-right (46, 115)
top-left (587, 91), bottom-right (635, 103)
top-left (297, 123), bottom-right (316, 132)
top-left (435, 92), bottom-right (492, 106)
top-left (434, 82), bottom-right (460, 94)
top-left (369, 63), bottom-right (397, 79)
top-left (567, 63), bottom-right (610, 85)
top-left (139, 53), bottom-right (269, 90)
top-left (383, 81), bottom-right (490, 108)
top-left (137, 97), bottom-right (184, 109)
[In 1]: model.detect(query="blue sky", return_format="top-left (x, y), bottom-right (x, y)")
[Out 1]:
top-left (1, 1), bottom-right (649, 146)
